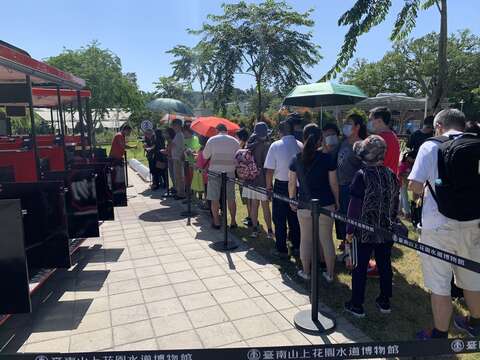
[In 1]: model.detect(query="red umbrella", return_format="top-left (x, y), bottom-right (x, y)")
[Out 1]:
top-left (190, 116), bottom-right (240, 138)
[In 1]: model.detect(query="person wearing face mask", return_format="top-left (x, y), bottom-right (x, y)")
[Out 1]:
top-left (335, 114), bottom-right (368, 251)
top-left (322, 123), bottom-right (341, 159)
top-left (367, 107), bottom-right (400, 175)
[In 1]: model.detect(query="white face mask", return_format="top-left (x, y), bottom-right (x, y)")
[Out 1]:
top-left (367, 120), bottom-right (376, 134)
top-left (342, 125), bottom-right (353, 137)
top-left (325, 135), bottom-right (339, 146)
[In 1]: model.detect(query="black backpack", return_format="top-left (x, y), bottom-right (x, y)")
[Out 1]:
top-left (427, 133), bottom-right (480, 221)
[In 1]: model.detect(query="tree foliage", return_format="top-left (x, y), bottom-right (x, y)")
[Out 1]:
top-left (326, 0), bottom-right (448, 111)
top-left (195, 0), bottom-right (321, 119)
top-left (167, 42), bottom-right (214, 108)
top-left (153, 76), bottom-right (194, 108)
top-left (341, 30), bottom-right (480, 117)
top-left (46, 41), bottom-right (144, 128)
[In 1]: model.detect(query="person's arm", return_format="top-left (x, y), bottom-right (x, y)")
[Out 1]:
top-left (265, 169), bottom-right (274, 191)
top-left (203, 140), bottom-right (212, 160)
top-left (264, 146), bottom-right (275, 191)
top-left (288, 170), bottom-right (298, 211)
top-left (408, 142), bottom-right (431, 195)
top-left (346, 196), bottom-right (362, 241)
top-left (328, 170), bottom-right (340, 210)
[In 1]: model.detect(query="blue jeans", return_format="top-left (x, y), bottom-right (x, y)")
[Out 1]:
top-left (335, 184), bottom-right (351, 241)
top-left (272, 180), bottom-right (300, 253)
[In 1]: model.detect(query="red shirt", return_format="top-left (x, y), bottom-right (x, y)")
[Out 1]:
top-left (378, 130), bottom-right (400, 175)
top-left (110, 132), bottom-right (126, 160)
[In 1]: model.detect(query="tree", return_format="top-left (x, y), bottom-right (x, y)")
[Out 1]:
top-left (167, 42), bottom-right (213, 109)
top-left (196, 0), bottom-right (321, 119)
top-left (326, 0), bottom-right (448, 112)
top-left (341, 30), bottom-right (480, 117)
top-left (153, 76), bottom-right (194, 107)
top-left (47, 41), bottom-right (144, 142)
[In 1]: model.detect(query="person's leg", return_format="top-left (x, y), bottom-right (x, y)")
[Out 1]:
top-left (250, 199), bottom-right (260, 228)
top-left (168, 159), bottom-right (175, 191)
top-left (211, 200), bottom-right (220, 226)
top-left (351, 242), bottom-right (373, 307)
top-left (297, 209), bottom-right (312, 274)
top-left (272, 181), bottom-right (288, 253)
top-left (173, 160), bottom-right (185, 197)
top-left (287, 205), bottom-right (301, 251)
top-left (261, 200), bottom-right (272, 231)
top-left (420, 225), bottom-right (456, 333)
top-left (318, 209), bottom-right (335, 278)
top-left (226, 174), bottom-right (236, 225)
top-left (374, 242), bottom-right (393, 301)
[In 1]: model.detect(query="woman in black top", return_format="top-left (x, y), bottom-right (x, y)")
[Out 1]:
top-left (288, 124), bottom-right (339, 282)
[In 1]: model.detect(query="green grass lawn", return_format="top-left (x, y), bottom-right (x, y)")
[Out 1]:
top-left (228, 188), bottom-right (478, 359)
top-left (101, 141), bottom-right (148, 165)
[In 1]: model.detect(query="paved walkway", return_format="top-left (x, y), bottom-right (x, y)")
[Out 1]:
top-left (0, 169), bottom-right (369, 353)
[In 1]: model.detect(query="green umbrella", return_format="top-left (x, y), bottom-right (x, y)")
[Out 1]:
top-left (283, 81), bottom-right (367, 107)
top-left (146, 98), bottom-right (194, 116)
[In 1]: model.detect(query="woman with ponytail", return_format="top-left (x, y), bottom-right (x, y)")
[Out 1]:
top-left (288, 123), bottom-right (340, 282)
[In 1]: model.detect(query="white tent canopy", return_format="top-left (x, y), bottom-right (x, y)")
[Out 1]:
top-left (35, 108), bottom-right (130, 130)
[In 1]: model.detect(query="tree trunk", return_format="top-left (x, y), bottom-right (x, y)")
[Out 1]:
top-left (256, 74), bottom-right (262, 122)
top-left (199, 79), bottom-right (207, 109)
top-left (432, 0), bottom-right (448, 113)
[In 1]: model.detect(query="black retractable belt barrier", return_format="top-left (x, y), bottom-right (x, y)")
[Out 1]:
top-left (229, 174), bottom-right (480, 274)
top-left (4, 338), bottom-right (480, 360)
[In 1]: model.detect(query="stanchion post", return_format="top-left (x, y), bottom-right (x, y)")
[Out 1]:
top-left (210, 172), bottom-right (237, 251)
top-left (222, 172), bottom-right (228, 246)
top-left (124, 151), bottom-right (130, 187)
top-left (294, 199), bottom-right (335, 335)
top-left (181, 160), bottom-right (197, 223)
top-left (311, 198), bottom-right (320, 321)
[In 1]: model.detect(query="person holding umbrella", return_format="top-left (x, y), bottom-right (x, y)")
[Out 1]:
top-left (171, 119), bottom-right (186, 200)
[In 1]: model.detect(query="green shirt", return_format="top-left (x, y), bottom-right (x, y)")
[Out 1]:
top-left (184, 136), bottom-right (200, 164)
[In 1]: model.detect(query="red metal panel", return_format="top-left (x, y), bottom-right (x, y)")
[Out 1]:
top-left (0, 150), bottom-right (38, 181)
top-left (0, 44), bottom-right (86, 88)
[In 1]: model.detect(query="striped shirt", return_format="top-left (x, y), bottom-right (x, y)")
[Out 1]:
top-left (203, 133), bottom-right (240, 173)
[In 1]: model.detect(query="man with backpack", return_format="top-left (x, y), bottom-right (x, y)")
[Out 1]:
top-left (408, 109), bottom-right (480, 339)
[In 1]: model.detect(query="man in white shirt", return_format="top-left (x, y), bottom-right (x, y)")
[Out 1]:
top-left (409, 109), bottom-right (480, 339)
top-left (171, 119), bottom-right (185, 199)
top-left (203, 124), bottom-right (240, 229)
top-left (264, 119), bottom-right (303, 257)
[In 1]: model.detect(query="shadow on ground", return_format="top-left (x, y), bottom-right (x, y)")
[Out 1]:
top-left (0, 245), bottom-right (121, 352)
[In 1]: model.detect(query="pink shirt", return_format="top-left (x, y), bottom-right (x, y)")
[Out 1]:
top-left (195, 150), bottom-right (209, 184)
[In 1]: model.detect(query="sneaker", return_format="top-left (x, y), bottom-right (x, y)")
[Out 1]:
top-left (243, 217), bottom-right (253, 227)
top-left (367, 260), bottom-right (380, 278)
top-left (267, 229), bottom-right (274, 240)
top-left (454, 316), bottom-right (480, 337)
top-left (297, 269), bottom-right (311, 281)
top-left (375, 296), bottom-right (391, 314)
top-left (322, 272), bottom-right (333, 283)
top-left (250, 227), bottom-right (259, 238)
top-left (229, 223), bottom-right (238, 230)
top-left (344, 301), bottom-right (365, 318)
top-left (211, 224), bottom-right (221, 230)
top-left (416, 328), bottom-right (448, 340)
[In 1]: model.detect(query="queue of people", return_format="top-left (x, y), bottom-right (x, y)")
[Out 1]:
top-left (118, 106), bottom-right (479, 339)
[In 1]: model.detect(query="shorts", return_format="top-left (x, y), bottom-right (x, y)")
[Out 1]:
top-left (206, 172), bottom-right (235, 201)
top-left (242, 186), bottom-right (268, 201)
top-left (420, 218), bottom-right (480, 296)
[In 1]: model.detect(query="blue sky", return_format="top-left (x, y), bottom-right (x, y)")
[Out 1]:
top-left (3, 0), bottom-right (479, 92)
